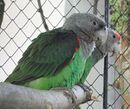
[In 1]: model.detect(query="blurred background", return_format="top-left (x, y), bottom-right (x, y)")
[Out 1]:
top-left (0, 0), bottom-right (130, 109)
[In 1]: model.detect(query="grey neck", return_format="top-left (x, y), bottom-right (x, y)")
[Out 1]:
top-left (80, 39), bottom-right (95, 59)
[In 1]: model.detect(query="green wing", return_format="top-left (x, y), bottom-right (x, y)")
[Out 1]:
top-left (5, 28), bottom-right (79, 85)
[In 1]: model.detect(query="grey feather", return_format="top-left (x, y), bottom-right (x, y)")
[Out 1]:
top-left (62, 13), bottom-right (107, 44)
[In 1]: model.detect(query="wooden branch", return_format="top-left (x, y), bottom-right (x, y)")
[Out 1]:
top-left (37, 0), bottom-right (49, 31)
top-left (0, 83), bottom-right (92, 109)
top-left (0, 0), bottom-right (5, 28)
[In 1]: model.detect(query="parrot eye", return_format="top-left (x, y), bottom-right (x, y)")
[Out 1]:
top-left (113, 35), bottom-right (116, 38)
top-left (97, 37), bottom-right (100, 40)
top-left (93, 21), bottom-right (97, 26)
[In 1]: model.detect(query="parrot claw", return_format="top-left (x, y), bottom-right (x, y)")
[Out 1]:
top-left (64, 89), bottom-right (77, 104)
top-left (51, 87), bottom-right (77, 105)
top-left (73, 105), bottom-right (81, 109)
top-left (78, 84), bottom-right (92, 94)
top-left (78, 84), bottom-right (100, 102)
top-left (91, 96), bottom-right (100, 102)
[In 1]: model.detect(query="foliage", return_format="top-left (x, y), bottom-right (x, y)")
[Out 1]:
top-left (110, 0), bottom-right (129, 35)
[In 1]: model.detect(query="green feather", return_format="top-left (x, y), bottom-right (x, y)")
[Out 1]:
top-left (5, 28), bottom-right (79, 86)
top-left (6, 28), bottom-right (101, 90)
top-left (25, 48), bottom-right (87, 90)
top-left (79, 47), bottom-right (104, 83)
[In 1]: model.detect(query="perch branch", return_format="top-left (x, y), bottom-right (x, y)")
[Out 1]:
top-left (0, 0), bottom-right (5, 28)
top-left (37, 0), bottom-right (49, 31)
top-left (0, 83), bottom-right (92, 109)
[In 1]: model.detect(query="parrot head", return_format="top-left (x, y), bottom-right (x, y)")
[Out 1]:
top-left (96, 28), bottom-right (121, 56)
top-left (63, 13), bottom-right (108, 44)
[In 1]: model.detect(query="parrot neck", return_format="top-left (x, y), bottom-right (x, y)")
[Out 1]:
top-left (97, 42), bottom-right (108, 56)
top-left (79, 39), bottom-right (95, 59)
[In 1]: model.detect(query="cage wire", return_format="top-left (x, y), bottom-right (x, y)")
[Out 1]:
top-left (0, 0), bottom-right (130, 109)
top-left (108, 0), bottom-right (130, 109)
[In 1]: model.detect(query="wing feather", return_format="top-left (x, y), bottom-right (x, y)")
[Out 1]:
top-left (5, 28), bottom-right (79, 84)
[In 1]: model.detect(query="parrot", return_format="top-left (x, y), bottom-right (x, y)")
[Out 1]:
top-left (5, 13), bottom-right (109, 90)
top-left (79, 28), bottom-right (121, 84)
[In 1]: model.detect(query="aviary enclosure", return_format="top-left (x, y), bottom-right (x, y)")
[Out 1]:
top-left (0, 0), bottom-right (130, 109)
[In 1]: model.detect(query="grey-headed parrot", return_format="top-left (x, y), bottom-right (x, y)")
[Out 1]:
top-left (5, 13), bottom-right (114, 90)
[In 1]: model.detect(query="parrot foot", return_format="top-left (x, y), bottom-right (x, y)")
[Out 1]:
top-left (51, 87), bottom-right (77, 105)
top-left (78, 84), bottom-right (92, 94)
top-left (63, 88), bottom-right (77, 106)
top-left (78, 84), bottom-right (100, 102)
top-left (73, 105), bottom-right (81, 109)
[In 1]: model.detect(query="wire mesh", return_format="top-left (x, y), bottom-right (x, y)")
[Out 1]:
top-left (108, 0), bottom-right (130, 109)
top-left (0, 0), bottom-right (129, 109)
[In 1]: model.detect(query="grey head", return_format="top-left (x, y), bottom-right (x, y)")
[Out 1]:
top-left (95, 28), bottom-right (121, 57)
top-left (62, 13), bottom-right (108, 44)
